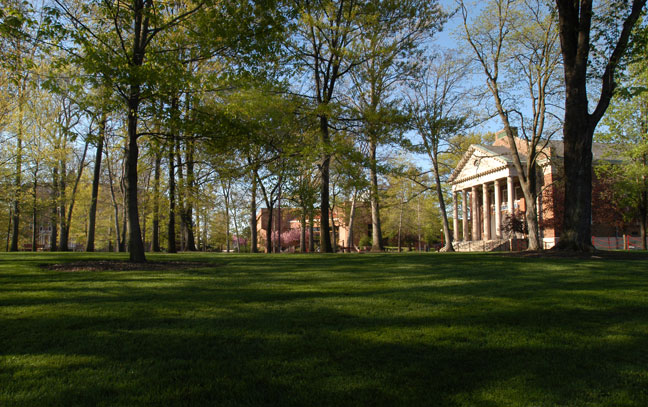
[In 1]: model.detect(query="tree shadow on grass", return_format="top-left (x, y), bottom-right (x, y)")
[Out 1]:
top-left (2, 253), bottom-right (648, 406)
top-left (3, 304), bottom-right (648, 407)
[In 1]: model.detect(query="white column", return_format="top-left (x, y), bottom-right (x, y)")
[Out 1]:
top-left (494, 179), bottom-right (502, 238)
top-left (471, 186), bottom-right (479, 241)
top-left (482, 183), bottom-right (491, 240)
top-left (507, 176), bottom-right (514, 216)
top-left (453, 192), bottom-right (459, 241)
top-left (462, 189), bottom-right (469, 240)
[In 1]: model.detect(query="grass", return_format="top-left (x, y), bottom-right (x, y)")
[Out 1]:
top-left (1, 251), bottom-right (648, 407)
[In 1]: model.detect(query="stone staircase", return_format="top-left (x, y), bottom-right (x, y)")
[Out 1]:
top-left (451, 239), bottom-right (527, 252)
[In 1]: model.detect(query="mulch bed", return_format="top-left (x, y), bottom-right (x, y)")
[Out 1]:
top-left (44, 260), bottom-right (217, 272)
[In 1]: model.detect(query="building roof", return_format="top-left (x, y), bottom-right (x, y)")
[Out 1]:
top-left (449, 138), bottom-right (621, 184)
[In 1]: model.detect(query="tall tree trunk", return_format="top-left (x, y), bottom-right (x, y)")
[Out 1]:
top-left (106, 149), bottom-right (122, 252)
top-left (50, 167), bottom-right (59, 251)
top-left (232, 204), bottom-right (240, 253)
top-left (266, 204), bottom-right (273, 254)
top-left (432, 158), bottom-right (454, 252)
top-left (6, 207), bottom-right (12, 252)
top-left (202, 209), bottom-right (208, 251)
top-left (308, 209), bottom-right (315, 253)
top-left (122, 0), bottom-right (149, 262)
top-left (124, 84), bottom-right (146, 262)
top-left (59, 159), bottom-right (69, 251)
top-left (86, 121), bottom-right (105, 252)
top-left (319, 115), bottom-right (333, 253)
top-left (398, 191), bottom-right (404, 252)
top-left (557, 92), bottom-right (593, 251)
top-left (152, 151), bottom-right (161, 252)
top-left (31, 170), bottom-right (38, 252)
top-left (10, 85), bottom-right (25, 252)
top-left (250, 170), bottom-right (258, 253)
top-left (522, 163), bottom-right (541, 250)
top-left (555, 0), bottom-right (646, 251)
top-left (120, 196), bottom-right (127, 252)
top-left (61, 140), bottom-right (89, 250)
top-left (221, 180), bottom-right (232, 253)
top-left (347, 190), bottom-right (357, 250)
top-left (175, 135), bottom-right (186, 251)
top-left (417, 195), bottom-right (422, 251)
top-left (331, 207), bottom-right (337, 253)
top-left (300, 209), bottom-right (307, 252)
top-left (183, 139), bottom-right (197, 251)
top-left (640, 185), bottom-right (647, 250)
top-left (369, 141), bottom-right (383, 251)
top-left (167, 137), bottom-right (177, 253)
top-left (276, 188), bottom-right (281, 253)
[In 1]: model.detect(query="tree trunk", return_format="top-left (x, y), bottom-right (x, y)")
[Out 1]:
top-left (348, 191), bottom-right (357, 250)
top-left (125, 86), bottom-right (146, 262)
top-left (152, 151), bottom-right (161, 252)
top-left (120, 195), bottom-right (128, 252)
top-left (266, 204), bottom-right (273, 254)
top-left (555, 0), bottom-right (645, 251)
top-left (300, 209), bottom-right (307, 252)
top-left (319, 115), bottom-right (333, 253)
top-left (276, 188), bottom-right (281, 253)
top-left (557, 100), bottom-right (594, 251)
top-left (50, 166), bottom-right (59, 251)
top-left (520, 162), bottom-right (541, 251)
top-left (202, 209), bottom-right (208, 251)
top-left (224, 188), bottom-right (230, 253)
top-left (184, 139), bottom-right (197, 251)
top-left (58, 158), bottom-right (69, 251)
top-left (308, 209), bottom-right (315, 253)
top-left (6, 208), bottom-right (12, 252)
top-left (398, 191), bottom-right (403, 252)
top-left (250, 170), bottom-right (258, 253)
top-left (87, 124), bottom-right (105, 252)
top-left (232, 204), bottom-right (241, 253)
top-left (31, 172), bottom-right (37, 252)
top-left (106, 149), bottom-right (122, 252)
top-left (432, 157), bottom-right (454, 252)
top-left (10, 86), bottom-right (24, 252)
top-left (168, 137), bottom-right (177, 253)
top-left (176, 135), bottom-right (186, 251)
top-left (369, 142), bottom-right (384, 251)
top-left (221, 181), bottom-right (232, 253)
top-left (60, 140), bottom-right (89, 251)
top-left (331, 217), bottom-right (337, 253)
top-left (640, 187), bottom-right (647, 250)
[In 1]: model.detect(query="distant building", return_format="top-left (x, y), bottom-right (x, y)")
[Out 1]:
top-left (255, 203), bottom-right (372, 252)
top-left (448, 131), bottom-right (641, 250)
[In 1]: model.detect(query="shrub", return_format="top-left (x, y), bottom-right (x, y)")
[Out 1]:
top-left (358, 235), bottom-right (372, 247)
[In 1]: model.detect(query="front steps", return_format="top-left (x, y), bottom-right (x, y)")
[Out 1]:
top-left (452, 239), bottom-right (528, 252)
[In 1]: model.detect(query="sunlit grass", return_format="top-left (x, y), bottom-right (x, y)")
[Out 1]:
top-left (1, 251), bottom-right (648, 406)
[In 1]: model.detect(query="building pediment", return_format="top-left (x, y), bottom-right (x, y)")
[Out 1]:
top-left (449, 145), bottom-right (511, 185)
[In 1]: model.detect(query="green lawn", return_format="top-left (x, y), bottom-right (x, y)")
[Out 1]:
top-left (1, 252), bottom-right (648, 407)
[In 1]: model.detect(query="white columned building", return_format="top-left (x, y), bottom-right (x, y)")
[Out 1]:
top-left (448, 142), bottom-right (526, 250)
top-left (446, 132), bottom-right (634, 251)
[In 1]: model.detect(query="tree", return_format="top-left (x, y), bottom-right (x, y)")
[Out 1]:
top-left (52, 0), bottom-right (203, 260)
top-left (460, 0), bottom-right (563, 250)
top-left (52, 0), bottom-right (284, 260)
top-left (409, 51), bottom-right (473, 252)
top-left (554, 0), bottom-right (646, 251)
top-left (289, 0), bottom-right (368, 253)
top-left (598, 43), bottom-right (648, 249)
top-left (348, 0), bottom-right (444, 252)
top-left (2, 1), bottom-right (43, 251)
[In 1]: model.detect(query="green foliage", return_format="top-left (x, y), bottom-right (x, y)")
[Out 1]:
top-left (358, 235), bottom-right (372, 247)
